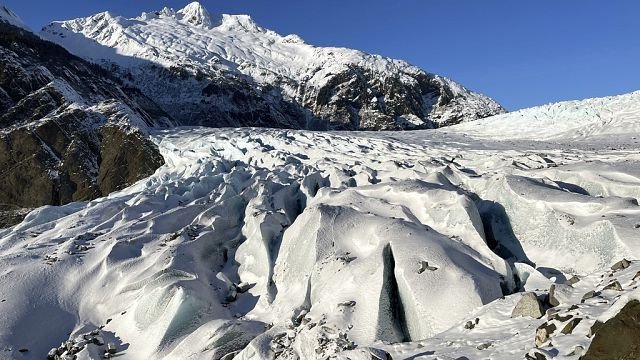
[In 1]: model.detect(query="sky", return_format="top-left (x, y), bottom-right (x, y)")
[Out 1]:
top-left (3, 0), bottom-right (640, 111)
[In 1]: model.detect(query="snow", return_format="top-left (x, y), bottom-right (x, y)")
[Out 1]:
top-left (41, 7), bottom-right (413, 86)
top-left (0, 3), bottom-right (28, 30)
top-left (176, 2), bottom-right (216, 28)
top-left (2, 89), bottom-right (640, 359)
top-left (1, 1), bottom-right (640, 354)
top-left (447, 90), bottom-right (640, 141)
top-left (39, 2), bottom-right (501, 127)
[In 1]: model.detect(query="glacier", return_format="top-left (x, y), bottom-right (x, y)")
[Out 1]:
top-left (2, 89), bottom-right (640, 358)
top-left (1, 2), bottom-right (640, 360)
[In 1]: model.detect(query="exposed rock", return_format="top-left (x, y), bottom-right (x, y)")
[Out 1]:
top-left (417, 260), bottom-right (438, 274)
top-left (0, 22), bottom-right (169, 210)
top-left (362, 347), bottom-right (392, 360)
top-left (548, 283), bottom-right (573, 307)
top-left (611, 258), bottom-right (631, 271)
top-left (511, 292), bottom-right (544, 319)
top-left (552, 314), bottom-right (573, 322)
top-left (464, 320), bottom-right (475, 330)
top-left (565, 275), bottom-right (581, 285)
top-left (602, 280), bottom-right (623, 292)
top-left (338, 300), bottom-right (356, 307)
top-left (535, 322), bottom-right (557, 347)
top-left (0, 207), bottom-right (31, 228)
top-left (476, 342), bottom-right (492, 350)
top-left (583, 300), bottom-right (640, 359)
top-left (41, 6), bottom-right (506, 131)
top-left (525, 349), bottom-right (548, 360)
top-left (560, 317), bottom-right (582, 334)
top-left (47, 348), bottom-right (60, 359)
top-left (235, 282), bottom-right (253, 293)
top-left (97, 125), bottom-right (164, 195)
top-left (581, 290), bottom-right (599, 302)
top-left (568, 345), bottom-right (585, 357)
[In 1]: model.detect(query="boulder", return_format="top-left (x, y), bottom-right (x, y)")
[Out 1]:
top-left (511, 292), bottom-right (544, 319)
top-left (602, 280), bottom-right (622, 292)
top-left (548, 283), bottom-right (573, 307)
top-left (560, 317), bottom-right (582, 334)
top-left (583, 300), bottom-right (640, 359)
top-left (525, 351), bottom-right (547, 360)
top-left (417, 260), bottom-right (438, 273)
top-left (535, 322), bottom-right (557, 347)
top-left (611, 259), bottom-right (631, 271)
top-left (565, 276), bottom-right (581, 285)
top-left (581, 290), bottom-right (599, 302)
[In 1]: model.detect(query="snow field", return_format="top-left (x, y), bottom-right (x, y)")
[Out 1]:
top-left (1, 114), bottom-right (640, 359)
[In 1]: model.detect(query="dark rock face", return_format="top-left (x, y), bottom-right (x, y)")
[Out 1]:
top-left (98, 126), bottom-right (164, 195)
top-left (304, 66), bottom-right (499, 130)
top-left (111, 64), bottom-right (313, 130)
top-left (0, 207), bottom-right (31, 228)
top-left (583, 300), bottom-right (640, 360)
top-left (115, 62), bottom-right (504, 131)
top-left (0, 23), bottom-right (168, 216)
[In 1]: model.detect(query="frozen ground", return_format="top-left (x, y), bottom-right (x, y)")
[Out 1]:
top-left (2, 91), bottom-right (640, 359)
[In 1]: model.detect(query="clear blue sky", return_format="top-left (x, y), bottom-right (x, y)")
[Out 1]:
top-left (4, 0), bottom-right (640, 111)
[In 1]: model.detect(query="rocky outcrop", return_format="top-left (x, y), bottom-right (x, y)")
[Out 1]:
top-left (0, 22), bottom-right (169, 216)
top-left (0, 207), bottom-right (31, 228)
top-left (583, 300), bottom-right (640, 360)
top-left (511, 292), bottom-right (544, 319)
top-left (98, 125), bottom-right (164, 195)
top-left (305, 66), bottom-right (502, 130)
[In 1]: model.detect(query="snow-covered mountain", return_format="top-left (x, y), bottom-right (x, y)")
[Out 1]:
top-left (0, 4), bottom-right (27, 30)
top-left (41, 2), bottom-right (505, 130)
top-left (2, 88), bottom-right (640, 359)
top-left (2, 2), bottom-right (640, 360)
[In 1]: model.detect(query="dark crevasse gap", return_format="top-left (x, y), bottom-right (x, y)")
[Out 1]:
top-left (382, 243), bottom-right (410, 342)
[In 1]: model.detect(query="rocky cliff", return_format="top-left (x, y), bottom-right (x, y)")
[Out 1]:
top-left (0, 21), bottom-right (169, 225)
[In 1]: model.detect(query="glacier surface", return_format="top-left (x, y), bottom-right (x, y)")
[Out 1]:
top-left (2, 90), bottom-right (640, 359)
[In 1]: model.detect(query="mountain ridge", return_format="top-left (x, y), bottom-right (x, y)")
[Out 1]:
top-left (0, 12), bottom-right (170, 221)
top-left (0, 3), bottom-right (27, 30)
top-left (41, 1), bottom-right (506, 130)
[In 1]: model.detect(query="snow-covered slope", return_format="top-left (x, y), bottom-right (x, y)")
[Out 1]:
top-left (2, 90), bottom-right (640, 359)
top-left (0, 4), bottom-right (28, 30)
top-left (447, 90), bottom-right (640, 141)
top-left (41, 2), bottom-right (504, 130)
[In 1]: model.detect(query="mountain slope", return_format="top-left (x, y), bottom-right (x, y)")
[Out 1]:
top-left (41, 2), bottom-right (505, 130)
top-left (0, 4), bottom-right (27, 30)
top-left (0, 14), bottom-right (172, 225)
top-left (1, 90), bottom-right (640, 359)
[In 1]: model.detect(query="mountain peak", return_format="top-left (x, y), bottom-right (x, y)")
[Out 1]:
top-left (219, 14), bottom-right (261, 32)
top-left (0, 4), bottom-right (29, 30)
top-left (177, 2), bottom-right (214, 28)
